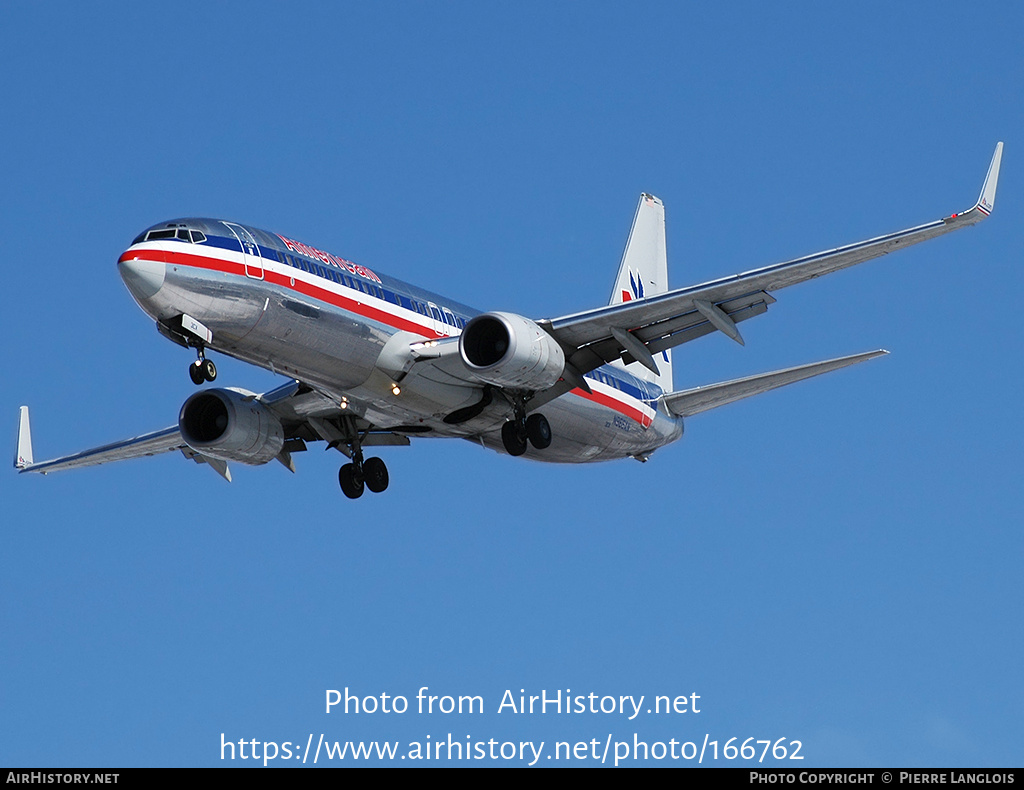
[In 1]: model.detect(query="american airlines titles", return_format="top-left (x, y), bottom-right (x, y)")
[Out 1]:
top-left (277, 234), bottom-right (382, 284)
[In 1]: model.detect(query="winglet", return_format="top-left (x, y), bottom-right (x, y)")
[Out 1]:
top-left (15, 406), bottom-right (33, 469)
top-left (975, 141), bottom-right (1002, 217)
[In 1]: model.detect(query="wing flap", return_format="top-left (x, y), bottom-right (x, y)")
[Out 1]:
top-left (647, 295), bottom-right (772, 354)
top-left (565, 291), bottom-right (775, 375)
top-left (661, 350), bottom-right (888, 418)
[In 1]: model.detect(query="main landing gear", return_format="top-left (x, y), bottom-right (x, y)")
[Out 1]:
top-left (337, 428), bottom-right (389, 499)
top-left (500, 412), bottom-right (551, 456)
top-left (188, 349), bottom-right (217, 386)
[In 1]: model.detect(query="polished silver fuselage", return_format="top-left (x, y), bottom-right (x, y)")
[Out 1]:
top-left (118, 219), bottom-right (683, 463)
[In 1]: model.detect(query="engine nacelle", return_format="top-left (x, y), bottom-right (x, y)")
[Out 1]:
top-left (179, 388), bottom-right (285, 466)
top-left (459, 311), bottom-right (565, 390)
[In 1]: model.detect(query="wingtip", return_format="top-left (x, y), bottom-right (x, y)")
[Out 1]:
top-left (852, 349), bottom-right (889, 363)
top-left (975, 141), bottom-right (1003, 216)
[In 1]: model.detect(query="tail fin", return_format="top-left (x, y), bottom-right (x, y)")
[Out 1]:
top-left (608, 193), bottom-right (672, 389)
top-left (15, 406), bottom-right (34, 469)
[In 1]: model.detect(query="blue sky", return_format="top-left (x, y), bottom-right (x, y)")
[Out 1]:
top-left (2, 1), bottom-right (1021, 768)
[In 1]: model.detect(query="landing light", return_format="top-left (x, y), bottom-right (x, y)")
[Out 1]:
top-left (391, 384), bottom-right (401, 396)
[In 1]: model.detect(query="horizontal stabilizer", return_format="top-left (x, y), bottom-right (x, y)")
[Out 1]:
top-left (661, 350), bottom-right (888, 418)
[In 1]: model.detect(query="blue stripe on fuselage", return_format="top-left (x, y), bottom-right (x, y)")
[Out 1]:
top-left (146, 218), bottom-right (664, 411)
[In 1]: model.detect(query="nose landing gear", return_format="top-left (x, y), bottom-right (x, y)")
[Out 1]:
top-left (188, 351), bottom-right (217, 385)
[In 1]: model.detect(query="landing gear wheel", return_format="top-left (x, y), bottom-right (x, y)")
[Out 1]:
top-left (363, 457), bottom-right (389, 493)
top-left (338, 463), bottom-right (365, 499)
top-left (501, 420), bottom-right (528, 456)
top-left (526, 413), bottom-right (552, 449)
top-left (188, 360), bottom-right (205, 385)
top-left (201, 358), bottom-right (217, 382)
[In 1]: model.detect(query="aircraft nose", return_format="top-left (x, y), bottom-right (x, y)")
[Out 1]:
top-left (118, 253), bottom-right (166, 301)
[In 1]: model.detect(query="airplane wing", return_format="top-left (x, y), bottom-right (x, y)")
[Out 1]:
top-left (660, 350), bottom-right (888, 417)
top-left (14, 381), bottom-right (411, 481)
top-left (14, 406), bottom-right (187, 473)
top-left (543, 143), bottom-right (1002, 382)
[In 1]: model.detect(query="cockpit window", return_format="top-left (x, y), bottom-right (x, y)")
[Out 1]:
top-left (133, 226), bottom-right (207, 245)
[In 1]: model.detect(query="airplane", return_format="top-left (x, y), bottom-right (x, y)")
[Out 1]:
top-left (14, 143), bottom-right (1002, 498)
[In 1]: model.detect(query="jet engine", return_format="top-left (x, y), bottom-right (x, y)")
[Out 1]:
top-left (459, 312), bottom-right (565, 390)
top-left (179, 388), bottom-right (285, 465)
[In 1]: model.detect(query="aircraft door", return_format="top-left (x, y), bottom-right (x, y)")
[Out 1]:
top-left (224, 222), bottom-right (265, 280)
top-left (426, 301), bottom-right (446, 338)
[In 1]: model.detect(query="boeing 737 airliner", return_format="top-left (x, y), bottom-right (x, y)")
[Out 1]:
top-left (15, 144), bottom-right (1003, 498)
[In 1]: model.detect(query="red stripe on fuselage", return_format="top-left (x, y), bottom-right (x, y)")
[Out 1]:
top-left (571, 386), bottom-right (654, 428)
top-left (122, 246), bottom-right (656, 427)
top-left (124, 247), bottom-right (441, 339)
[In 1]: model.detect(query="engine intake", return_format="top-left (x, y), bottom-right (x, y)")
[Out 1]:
top-left (179, 388), bottom-right (285, 465)
top-left (459, 312), bottom-right (565, 390)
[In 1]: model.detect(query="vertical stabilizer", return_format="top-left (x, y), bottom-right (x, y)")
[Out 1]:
top-left (608, 194), bottom-right (673, 389)
top-left (15, 406), bottom-right (34, 469)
